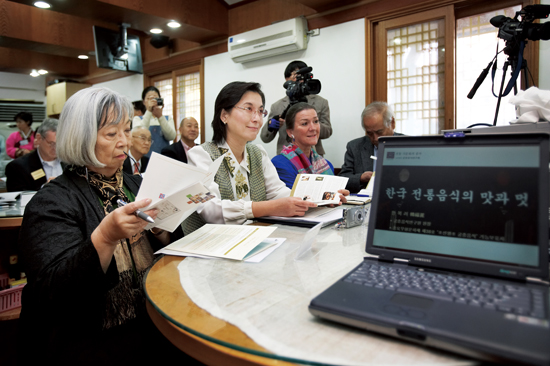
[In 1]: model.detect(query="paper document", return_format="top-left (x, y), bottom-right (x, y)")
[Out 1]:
top-left (257, 207), bottom-right (343, 228)
top-left (290, 174), bottom-right (349, 205)
top-left (358, 171), bottom-right (375, 198)
top-left (136, 152), bottom-right (225, 232)
top-left (0, 191), bottom-right (22, 206)
top-left (158, 224), bottom-right (278, 261)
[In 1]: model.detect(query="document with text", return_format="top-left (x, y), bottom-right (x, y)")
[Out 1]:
top-left (158, 224), bottom-right (278, 261)
top-left (136, 152), bottom-right (225, 232)
top-left (290, 174), bottom-right (349, 205)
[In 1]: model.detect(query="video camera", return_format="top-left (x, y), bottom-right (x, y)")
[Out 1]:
top-left (491, 5), bottom-right (550, 56)
top-left (268, 66), bottom-right (322, 132)
top-left (283, 66), bottom-right (322, 103)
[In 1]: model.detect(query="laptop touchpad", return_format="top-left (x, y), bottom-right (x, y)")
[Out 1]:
top-left (390, 293), bottom-right (433, 309)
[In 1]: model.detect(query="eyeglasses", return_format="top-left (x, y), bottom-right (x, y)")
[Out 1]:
top-left (133, 135), bottom-right (153, 144)
top-left (43, 137), bottom-right (56, 148)
top-left (234, 106), bottom-right (268, 118)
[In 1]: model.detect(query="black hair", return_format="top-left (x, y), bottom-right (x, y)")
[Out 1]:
top-left (141, 86), bottom-right (161, 100)
top-left (212, 82), bottom-right (265, 144)
top-left (132, 100), bottom-right (146, 114)
top-left (14, 111), bottom-right (33, 126)
top-left (284, 60), bottom-right (308, 78)
top-left (285, 102), bottom-right (315, 131)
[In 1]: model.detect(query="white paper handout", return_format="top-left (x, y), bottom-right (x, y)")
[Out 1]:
top-left (135, 152), bottom-right (225, 232)
top-left (290, 174), bottom-right (349, 205)
top-left (159, 224), bottom-right (278, 261)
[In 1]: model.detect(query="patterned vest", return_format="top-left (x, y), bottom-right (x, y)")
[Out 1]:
top-left (182, 142), bottom-right (267, 235)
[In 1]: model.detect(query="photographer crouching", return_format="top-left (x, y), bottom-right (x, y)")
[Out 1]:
top-left (260, 60), bottom-right (332, 156)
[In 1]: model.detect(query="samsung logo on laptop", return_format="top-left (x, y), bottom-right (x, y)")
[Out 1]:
top-left (414, 257), bottom-right (431, 263)
top-left (500, 269), bottom-right (517, 275)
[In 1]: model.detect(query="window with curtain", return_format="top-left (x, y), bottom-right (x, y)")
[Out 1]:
top-left (153, 78), bottom-right (173, 120)
top-left (175, 71), bottom-right (201, 143)
top-left (387, 19), bottom-right (446, 135)
top-left (455, 5), bottom-right (522, 129)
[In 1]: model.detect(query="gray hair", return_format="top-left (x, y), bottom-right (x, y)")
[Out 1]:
top-left (361, 101), bottom-right (394, 129)
top-left (57, 87), bottom-right (133, 167)
top-left (36, 118), bottom-right (58, 137)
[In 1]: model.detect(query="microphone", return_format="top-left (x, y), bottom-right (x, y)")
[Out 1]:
top-left (295, 66), bottom-right (313, 75)
top-left (467, 60), bottom-right (494, 99)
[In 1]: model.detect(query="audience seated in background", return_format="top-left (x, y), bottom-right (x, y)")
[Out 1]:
top-left (17, 86), bottom-right (188, 366)
top-left (182, 81), bottom-right (318, 235)
top-left (339, 101), bottom-right (403, 193)
top-left (6, 118), bottom-right (63, 192)
top-left (123, 126), bottom-right (151, 175)
top-left (161, 117), bottom-right (199, 164)
top-left (6, 111), bottom-right (35, 159)
top-left (260, 60), bottom-right (332, 156)
top-left (132, 86), bottom-right (176, 158)
top-left (271, 102), bottom-right (335, 189)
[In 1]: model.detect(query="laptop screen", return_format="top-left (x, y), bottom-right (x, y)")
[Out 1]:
top-left (370, 136), bottom-right (546, 270)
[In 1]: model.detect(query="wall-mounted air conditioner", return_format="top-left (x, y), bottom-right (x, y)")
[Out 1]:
top-left (228, 17), bottom-right (308, 63)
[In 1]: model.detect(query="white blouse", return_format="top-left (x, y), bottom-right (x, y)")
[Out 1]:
top-left (187, 141), bottom-right (290, 225)
top-left (132, 110), bottom-right (176, 141)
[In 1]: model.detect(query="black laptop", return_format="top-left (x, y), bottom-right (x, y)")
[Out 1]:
top-left (309, 132), bottom-right (550, 365)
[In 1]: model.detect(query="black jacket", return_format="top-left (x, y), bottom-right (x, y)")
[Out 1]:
top-left (160, 141), bottom-right (190, 164)
top-left (6, 150), bottom-right (48, 191)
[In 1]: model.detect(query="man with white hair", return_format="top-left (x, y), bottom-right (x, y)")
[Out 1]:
top-left (123, 127), bottom-right (151, 174)
top-left (6, 118), bottom-right (62, 191)
top-left (339, 101), bottom-right (403, 193)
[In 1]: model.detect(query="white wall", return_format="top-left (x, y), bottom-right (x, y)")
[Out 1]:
top-left (204, 18), bottom-right (366, 169)
top-left (0, 71), bottom-right (47, 102)
top-left (93, 73), bottom-right (144, 102)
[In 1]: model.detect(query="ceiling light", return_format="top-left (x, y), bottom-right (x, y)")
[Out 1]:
top-left (150, 28), bottom-right (163, 34)
top-left (38, 69), bottom-right (48, 75)
top-left (34, 1), bottom-right (51, 9)
top-left (78, 55), bottom-right (89, 59)
top-left (30, 70), bottom-right (40, 77)
top-left (167, 21), bottom-right (181, 28)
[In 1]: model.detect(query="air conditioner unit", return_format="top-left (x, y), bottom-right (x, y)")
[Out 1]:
top-left (228, 17), bottom-right (308, 63)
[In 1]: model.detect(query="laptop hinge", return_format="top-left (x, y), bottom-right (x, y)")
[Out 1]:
top-left (394, 257), bottom-right (409, 263)
top-left (526, 277), bottom-right (550, 286)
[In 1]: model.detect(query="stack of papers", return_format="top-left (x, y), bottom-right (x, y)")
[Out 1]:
top-left (157, 224), bottom-right (282, 262)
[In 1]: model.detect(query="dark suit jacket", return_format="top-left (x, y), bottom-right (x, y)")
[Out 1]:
top-left (122, 155), bottom-right (149, 174)
top-left (338, 133), bottom-right (403, 193)
top-left (160, 141), bottom-right (190, 164)
top-left (6, 150), bottom-right (47, 192)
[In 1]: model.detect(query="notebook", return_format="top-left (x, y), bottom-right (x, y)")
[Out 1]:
top-left (309, 132), bottom-right (550, 365)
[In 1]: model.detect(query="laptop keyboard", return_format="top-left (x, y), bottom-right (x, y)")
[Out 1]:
top-left (345, 262), bottom-right (546, 319)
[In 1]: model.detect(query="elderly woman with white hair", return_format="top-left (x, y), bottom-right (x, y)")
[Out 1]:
top-left (17, 87), bottom-right (189, 365)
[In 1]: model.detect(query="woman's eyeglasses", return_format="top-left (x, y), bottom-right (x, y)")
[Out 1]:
top-left (234, 106), bottom-right (268, 118)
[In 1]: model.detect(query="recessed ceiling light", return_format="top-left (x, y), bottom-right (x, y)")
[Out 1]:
top-left (150, 28), bottom-right (163, 34)
top-left (34, 1), bottom-right (51, 9)
top-left (167, 21), bottom-right (181, 28)
top-left (38, 69), bottom-right (48, 75)
top-left (30, 70), bottom-right (40, 77)
top-left (78, 55), bottom-right (89, 59)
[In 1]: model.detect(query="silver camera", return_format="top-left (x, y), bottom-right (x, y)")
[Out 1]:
top-left (342, 206), bottom-right (366, 228)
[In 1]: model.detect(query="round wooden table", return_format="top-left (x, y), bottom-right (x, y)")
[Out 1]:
top-left (145, 254), bottom-right (297, 366)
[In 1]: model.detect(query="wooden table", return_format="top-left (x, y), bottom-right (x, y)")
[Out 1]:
top-left (145, 255), bottom-right (296, 366)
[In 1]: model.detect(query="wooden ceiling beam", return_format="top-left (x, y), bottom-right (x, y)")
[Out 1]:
top-left (0, 47), bottom-right (89, 77)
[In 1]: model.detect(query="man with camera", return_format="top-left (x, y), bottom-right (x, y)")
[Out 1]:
top-left (260, 60), bottom-right (332, 156)
top-left (339, 102), bottom-right (403, 193)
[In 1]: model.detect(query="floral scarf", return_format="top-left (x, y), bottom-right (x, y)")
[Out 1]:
top-left (281, 144), bottom-right (332, 175)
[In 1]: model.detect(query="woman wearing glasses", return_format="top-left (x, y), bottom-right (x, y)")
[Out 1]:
top-left (271, 102), bottom-right (336, 189)
top-left (183, 81), bottom-right (317, 234)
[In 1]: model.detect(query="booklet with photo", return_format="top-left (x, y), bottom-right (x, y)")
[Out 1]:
top-left (135, 152), bottom-right (225, 232)
top-left (290, 174), bottom-right (349, 205)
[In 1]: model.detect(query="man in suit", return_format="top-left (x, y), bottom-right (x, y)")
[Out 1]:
top-left (123, 127), bottom-right (151, 174)
top-left (6, 118), bottom-right (63, 192)
top-left (260, 60), bottom-right (332, 155)
top-left (339, 102), bottom-right (403, 193)
top-left (160, 117), bottom-right (199, 164)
